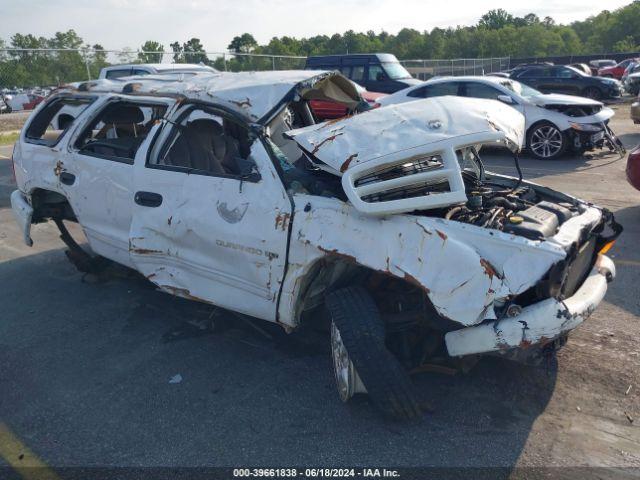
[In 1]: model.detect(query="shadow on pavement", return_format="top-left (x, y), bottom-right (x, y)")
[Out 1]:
top-left (0, 246), bottom-right (557, 473)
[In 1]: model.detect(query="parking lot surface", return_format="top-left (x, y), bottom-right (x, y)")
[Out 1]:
top-left (0, 101), bottom-right (639, 476)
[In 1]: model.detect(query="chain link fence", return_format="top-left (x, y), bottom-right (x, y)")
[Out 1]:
top-left (0, 48), bottom-right (307, 112)
top-left (400, 57), bottom-right (511, 80)
top-left (0, 48), bottom-right (509, 113)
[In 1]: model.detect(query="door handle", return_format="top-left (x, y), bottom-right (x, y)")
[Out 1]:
top-left (59, 172), bottom-right (76, 185)
top-left (134, 191), bottom-right (163, 208)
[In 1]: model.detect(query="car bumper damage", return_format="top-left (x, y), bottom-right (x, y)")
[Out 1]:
top-left (445, 254), bottom-right (615, 356)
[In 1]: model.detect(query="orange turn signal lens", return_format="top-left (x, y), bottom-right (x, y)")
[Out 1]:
top-left (599, 240), bottom-right (616, 255)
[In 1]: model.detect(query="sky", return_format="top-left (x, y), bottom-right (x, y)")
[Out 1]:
top-left (0, 0), bottom-right (632, 52)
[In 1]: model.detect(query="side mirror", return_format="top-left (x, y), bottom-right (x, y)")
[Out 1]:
top-left (497, 94), bottom-right (516, 105)
top-left (376, 72), bottom-right (387, 82)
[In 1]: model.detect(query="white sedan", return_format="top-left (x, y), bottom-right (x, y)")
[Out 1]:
top-left (378, 76), bottom-right (621, 160)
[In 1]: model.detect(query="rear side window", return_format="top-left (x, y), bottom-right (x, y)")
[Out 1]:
top-left (368, 65), bottom-right (384, 81)
top-left (105, 69), bottom-right (132, 79)
top-left (352, 66), bottom-right (365, 81)
top-left (25, 97), bottom-right (95, 146)
top-left (463, 82), bottom-right (502, 100)
top-left (74, 101), bottom-right (167, 164)
top-left (517, 68), bottom-right (550, 78)
top-left (408, 82), bottom-right (460, 98)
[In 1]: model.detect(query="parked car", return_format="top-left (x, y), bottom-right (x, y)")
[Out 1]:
top-left (309, 81), bottom-right (386, 120)
top-left (99, 63), bottom-right (218, 80)
top-left (570, 63), bottom-right (592, 76)
top-left (589, 59), bottom-right (616, 75)
top-left (485, 72), bottom-right (511, 78)
top-left (0, 95), bottom-right (10, 114)
top-left (598, 58), bottom-right (639, 80)
top-left (622, 63), bottom-right (640, 95)
top-left (510, 65), bottom-right (623, 100)
top-left (305, 53), bottom-right (422, 93)
top-left (11, 71), bottom-right (620, 420)
top-left (627, 145), bottom-right (640, 191)
top-left (378, 75), bottom-right (624, 160)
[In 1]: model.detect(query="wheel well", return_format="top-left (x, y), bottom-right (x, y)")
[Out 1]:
top-left (295, 258), bottom-right (451, 331)
top-left (30, 188), bottom-right (76, 223)
top-left (527, 119), bottom-right (561, 137)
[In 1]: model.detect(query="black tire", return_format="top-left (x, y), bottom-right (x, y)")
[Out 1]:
top-left (326, 286), bottom-right (423, 421)
top-left (527, 121), bottom-right (567, 160)
top-left (583, 87), bottom-right (603, 101)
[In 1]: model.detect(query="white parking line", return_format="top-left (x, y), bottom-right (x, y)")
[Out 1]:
top-left (0, 155), bottom-right (10, 160)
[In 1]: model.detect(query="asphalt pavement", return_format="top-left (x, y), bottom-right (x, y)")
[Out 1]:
top-left (0, 105), bottom-right (639, 477)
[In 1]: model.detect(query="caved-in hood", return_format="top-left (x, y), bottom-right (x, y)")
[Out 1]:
top-left (286, 96), bottom-right (525, 174)
top-left (285, 96), bottom-right (525, 215)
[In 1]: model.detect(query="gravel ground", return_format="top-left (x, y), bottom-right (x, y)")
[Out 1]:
top-left (0, 111), bottom-right (30, 133)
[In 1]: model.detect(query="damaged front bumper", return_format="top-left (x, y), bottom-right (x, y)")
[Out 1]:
top-left (445, 254), bottom-right (615, 357)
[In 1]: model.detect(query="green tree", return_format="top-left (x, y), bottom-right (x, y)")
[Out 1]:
top-left (170, 41), bottom-right (183, 63)
top-left (479, 9), bottom-right (514, 30)
top-left (228, 33), bottom-right (258, 53)
top-left (138, 41), bottom-right (164, 63)
top-left (183, 38), bottom-right (208, 64)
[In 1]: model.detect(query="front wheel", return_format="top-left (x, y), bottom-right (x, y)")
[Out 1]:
top-left (326, 286), bottom-right (423, 420)
top-left (583, 87), bottom-right (603, 100)
top-left (527, 122), bottom-right (567, 160)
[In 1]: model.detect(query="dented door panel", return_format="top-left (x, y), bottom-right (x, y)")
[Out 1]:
top-left (129, 140), bottom-right (291, 322)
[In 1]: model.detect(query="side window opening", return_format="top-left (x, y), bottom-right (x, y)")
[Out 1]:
top-left (351, 66), bottom-right (365, 81)
top-left (25, 97), bottom-right (95, 146)
top-left (75, 101), bottom-right (167, 163)
top-left (409, 82), bottom-right (460, 98)
top-left (368, 65), bottom-right (384, 81)
top-left (105, 69), bottom-right (132, 79)
top-left (464, 82), bottom-right (501, 100)
top-left (153, 108), bottom-right (256, 177)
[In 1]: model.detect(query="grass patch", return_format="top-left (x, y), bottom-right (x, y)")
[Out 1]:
top-left (0, 131), bottom-right (19, 146)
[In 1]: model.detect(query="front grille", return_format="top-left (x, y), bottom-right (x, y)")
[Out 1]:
top-left (354, 155), bottom-right (444, 187)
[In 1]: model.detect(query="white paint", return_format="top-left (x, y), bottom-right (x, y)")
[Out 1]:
top-left (445, 255), bottom-right (615, 356)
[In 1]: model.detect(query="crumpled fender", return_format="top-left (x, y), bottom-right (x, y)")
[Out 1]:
top-left (282, 195), bottom-right (503, 326)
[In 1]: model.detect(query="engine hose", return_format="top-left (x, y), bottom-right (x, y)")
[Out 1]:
top-left (445, 206), bottom-right (465, 220)
top-left (510, 152), bottom-right (523, 193)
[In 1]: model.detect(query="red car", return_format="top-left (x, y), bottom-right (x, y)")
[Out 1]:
top-left (310, 83), bottom-right (386, 120)
top-left (627, 145), bottom-right (640, 191)
top-left (599, 58), bottom-right (638, 80)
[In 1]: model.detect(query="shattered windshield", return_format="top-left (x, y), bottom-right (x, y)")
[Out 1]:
top-left (382, 62), bottom-right (413, 80)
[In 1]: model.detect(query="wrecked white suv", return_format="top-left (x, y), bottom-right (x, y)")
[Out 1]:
top-left (11, 71), bottom-right (620, 419)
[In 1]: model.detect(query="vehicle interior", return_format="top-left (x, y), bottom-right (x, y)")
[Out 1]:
top-left (75, 102), bottom-right (167, 162)
top-left (25, 97), bottom-right (95, 146)
top-left (155, 108), bottom-right (254, 177)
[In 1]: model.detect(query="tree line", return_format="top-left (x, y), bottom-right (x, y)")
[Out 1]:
top-left (1, 2), bottom-right (639, 88)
